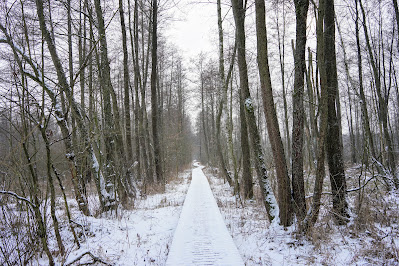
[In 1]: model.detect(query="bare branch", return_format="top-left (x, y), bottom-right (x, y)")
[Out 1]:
top-left (0, 190), bottom-right (37, 208)
top-left (305, 175), bottom-right (377, 199)
top-left (65, 251), bottom-right (112, 266)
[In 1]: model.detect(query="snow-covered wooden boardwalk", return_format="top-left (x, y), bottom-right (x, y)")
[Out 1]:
top-left (166, 164), bottom-right (244, 266)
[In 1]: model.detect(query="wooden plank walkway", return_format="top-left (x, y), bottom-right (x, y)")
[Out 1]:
top-left (166, 164), bottom-right (244, 266)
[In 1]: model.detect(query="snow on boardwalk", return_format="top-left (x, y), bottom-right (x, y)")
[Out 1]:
top-left (166, 165), bottom-right (244, 266)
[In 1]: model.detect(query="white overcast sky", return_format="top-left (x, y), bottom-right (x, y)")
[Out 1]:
top-left (163, 0), bottom-right (219, 62)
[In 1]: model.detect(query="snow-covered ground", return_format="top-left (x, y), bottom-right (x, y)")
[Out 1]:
top-left (4, 163), bottom-right (398, 265)
top-left (41, 169), bottom-right (191, 265)
top-left (204, 167), bottom-right (399, 265)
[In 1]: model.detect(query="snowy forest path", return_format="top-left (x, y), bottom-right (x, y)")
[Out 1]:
top-left (166, 163), bottom-right (244, 265)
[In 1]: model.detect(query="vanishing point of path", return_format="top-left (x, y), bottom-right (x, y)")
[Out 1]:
top-left (166, 163), bottom-right (244, 265)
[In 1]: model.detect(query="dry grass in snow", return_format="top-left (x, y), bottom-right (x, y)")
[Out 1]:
top-left (33, 169), bottom-right (191, 265)
top-left (203, 166), bottom-right (399, 265)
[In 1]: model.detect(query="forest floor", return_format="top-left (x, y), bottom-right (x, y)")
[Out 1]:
top-left (29, 162), bottom-right (399, 265)
top-left (205, 165), bottom-right (399, 265)
top-left (41, 169), bottom-right (192, 265)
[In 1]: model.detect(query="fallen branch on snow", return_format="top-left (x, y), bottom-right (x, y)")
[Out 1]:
top-left (65, 251), bottom-right (112, 266)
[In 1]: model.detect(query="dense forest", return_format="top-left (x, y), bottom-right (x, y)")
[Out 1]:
top-left (0, 0), bottom-right (399, 264)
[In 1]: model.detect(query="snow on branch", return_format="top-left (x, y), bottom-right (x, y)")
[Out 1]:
top-left (0, 190), bottom-right (37, 208)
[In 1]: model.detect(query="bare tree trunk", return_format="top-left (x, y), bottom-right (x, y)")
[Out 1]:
top-left (200, 67), bottom-right (210, 164)
top-left (275, 1), bottom-right (291, 164)
top-left (93, 0), bottom-right (120, 206)
top-left (129, 0), bottom-right (142, 182)
top-left (255, 0), bottom-right (292, 226)
top-left (68, 0), bottom-right (88, 212)
top-left (139, 5), bottom-right (154, 185)
top-left (240, 91), bottom-right (253, 199)
top-left (216, 0), bottom-right (233, 186)
top-left (354, 0), bottom-right (376, 163)
top-left (231, 0), bottom-right (279, 223)
top-left (290, 0), bottom-right (309, 221)
top-left (88, 0), bottom-right (94, 134)
top-left (302, 0), bottom-right (328, 231)
top-left (347, 87), bottom-right (358, 164)
top-left (151, 0), bottom-right (163, 185)
top-left (306, 47), bottom-right (318, 162)
top-left (79, 1), bottom-right (86, 111)
top-left (119, 0), bottom-right (133, 163)
top-left (40, 123), bottom-right (65, 255)
top-left (325, 0), bottom-right (349, 224)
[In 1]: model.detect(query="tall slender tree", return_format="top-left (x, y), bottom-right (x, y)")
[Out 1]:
top-left (119, 0), bottom-right (133, 163)
top-left (302, 0), bottom-right (328, 231)
top-left (216, 0), bottom-right (234, 186)
top-left (255, 0), bottom-right (292, 226)
top-left (291, 0), bottom-right (309, 221)
top-left (354, 0), bottom-right (376, 164)
top-left (151, 0), bottom-right (163, 185)
top-left (231, 0), bottom-right (280, 223)
top-left (325, 0), bottom-right (349, 224)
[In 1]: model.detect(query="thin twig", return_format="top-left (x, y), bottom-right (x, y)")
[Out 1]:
top-left (305, 175), bottom-right (377, 199)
